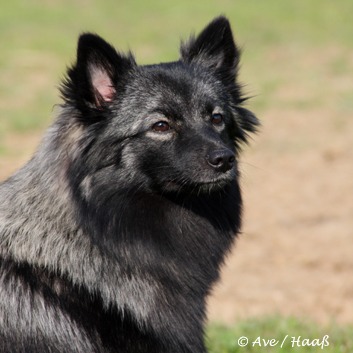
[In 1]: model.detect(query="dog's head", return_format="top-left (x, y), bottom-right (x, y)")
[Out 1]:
top-left (61, 17), bottom-right (258, 196)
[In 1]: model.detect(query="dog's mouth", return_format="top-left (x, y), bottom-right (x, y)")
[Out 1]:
top-left (148, 161), bottom-right (238, 194)
top-left (161, 174), bottom-right (234, 194)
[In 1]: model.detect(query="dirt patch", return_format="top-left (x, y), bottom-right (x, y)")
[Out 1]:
top-left (208, 106), bottom-right (353, 325)
top-left (205, 44), bottom-right (353, 325)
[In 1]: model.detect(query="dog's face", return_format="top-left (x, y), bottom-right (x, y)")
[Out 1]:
top-left (61, 17), bottom-right (258, 197)
top-left (115, 64), bottom-right (239, 194)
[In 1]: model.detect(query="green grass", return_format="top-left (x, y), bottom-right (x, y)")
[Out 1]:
top-left (207, 317), bottom-right (353, 353)
top-left (0, 0), bottom-right (352, 135)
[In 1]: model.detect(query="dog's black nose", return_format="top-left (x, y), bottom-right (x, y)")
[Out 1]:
top-left (206, 149), bottom-right (235, 172)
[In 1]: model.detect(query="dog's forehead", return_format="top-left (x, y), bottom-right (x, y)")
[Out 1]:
top-left (111, 63), bottom-right (227, 136)
top-left (135, 63), bottom-right (222, 111)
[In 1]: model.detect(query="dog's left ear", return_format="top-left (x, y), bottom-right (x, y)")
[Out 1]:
top-left (76, 34), bottom-right (120, 106)
top-left (180, 16), bottom-right (240, 81)
top-left (62, 33), bottom-right (135, 112)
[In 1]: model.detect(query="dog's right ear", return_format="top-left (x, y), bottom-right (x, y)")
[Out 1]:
top-left (61, 34), bottom-right (135, 113)
top-left (180, 17), bottom-right (240, 84)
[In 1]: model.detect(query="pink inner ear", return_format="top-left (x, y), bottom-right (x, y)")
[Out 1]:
top-left (90, 65), bottom-right (116, 103)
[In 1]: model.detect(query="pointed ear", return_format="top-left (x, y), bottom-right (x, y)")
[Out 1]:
top-left (62, 33), bottom-right (135, 111)
top-left (180, 16), bottom-right (240, 80)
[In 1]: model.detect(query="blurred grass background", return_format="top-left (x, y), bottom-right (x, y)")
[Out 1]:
top-left (1, 0), bottom-right (352, 136)
top-left (1, 0), bottom-right (353, 352)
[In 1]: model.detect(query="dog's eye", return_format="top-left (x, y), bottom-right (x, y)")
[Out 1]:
top-left (152, 121), bottom-right (171, 132)
top-left (211, 113), bottom-right (224, 125)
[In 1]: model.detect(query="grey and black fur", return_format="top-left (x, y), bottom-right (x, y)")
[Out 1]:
top-left (0, 17), bottom-right (258, 353)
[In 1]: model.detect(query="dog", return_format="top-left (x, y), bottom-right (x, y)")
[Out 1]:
top-left (0, 16), bottom-right (258, 352)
